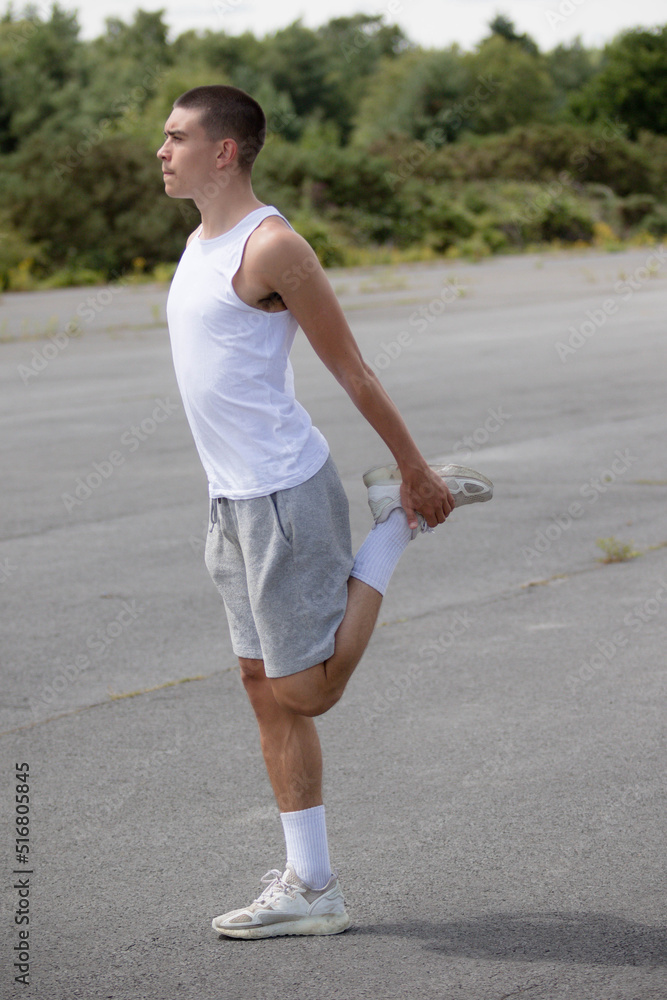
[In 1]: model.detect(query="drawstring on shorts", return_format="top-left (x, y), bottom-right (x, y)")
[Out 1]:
top-left (209, 497), bottom-right (219, 532)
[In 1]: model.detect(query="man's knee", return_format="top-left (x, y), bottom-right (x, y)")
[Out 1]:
top-left (270, 670), bottom-right (342, 718)
top-left (239, 656), bottom-right (265, 676)
top-left (239, 657), bottom-right (267, 693)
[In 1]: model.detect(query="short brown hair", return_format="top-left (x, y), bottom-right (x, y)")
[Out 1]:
top-left (173, 85), bottom-right (266, 171)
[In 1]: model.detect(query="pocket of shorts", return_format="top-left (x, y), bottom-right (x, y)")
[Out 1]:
top-left (268, 493), bottom-right (293, 547)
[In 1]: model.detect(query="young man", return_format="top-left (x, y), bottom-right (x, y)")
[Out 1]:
top-left (158, 85), bottom-right (492, 940)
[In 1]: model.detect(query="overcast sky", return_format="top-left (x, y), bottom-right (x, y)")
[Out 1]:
top-left (57, 0), bottom-right (665, 50)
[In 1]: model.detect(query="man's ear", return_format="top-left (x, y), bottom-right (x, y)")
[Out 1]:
top-left (216, 138), bottom-right (238, 170)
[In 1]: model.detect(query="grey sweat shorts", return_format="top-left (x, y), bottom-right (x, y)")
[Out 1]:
top-left (204, 455), bottom-right (354, 679)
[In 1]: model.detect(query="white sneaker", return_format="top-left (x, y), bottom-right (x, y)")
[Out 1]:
top-left (211, 865), bottom-right (350, 939)
top-left (363, 462), bottom-right (494, 530)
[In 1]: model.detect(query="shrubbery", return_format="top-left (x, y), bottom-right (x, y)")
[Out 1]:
top-left (1, 6), bottom-right (666, 288)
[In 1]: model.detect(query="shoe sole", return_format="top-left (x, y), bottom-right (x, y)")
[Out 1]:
top-left (212, 911), bottom-right (351, 939)
top-left (363, 463), bottom-right (493, 506)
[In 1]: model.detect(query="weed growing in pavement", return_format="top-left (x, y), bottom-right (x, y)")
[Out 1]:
top-left (596, 536), bottom-right (640, 564)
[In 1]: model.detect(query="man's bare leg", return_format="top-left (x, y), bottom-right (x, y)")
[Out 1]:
top-left (240, 657), bottom-right (324, 812)
top-left (270, 576), bottom-right (383, 718)
top-left (233, 657), bottom-right (342, 899)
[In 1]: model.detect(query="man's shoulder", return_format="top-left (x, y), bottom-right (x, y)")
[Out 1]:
top-left (246, 217), bottom-right (315, 273)
top-left (251, 213), bottom-right (295, 245)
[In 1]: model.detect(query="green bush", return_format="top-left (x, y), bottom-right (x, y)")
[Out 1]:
top-left (0, 220), bottom-right (46, 289)
top-left (40, 267), bottom-right (108, 288)
top-left (618, 193), bottom-right (657, 228)
top-left (538, 197), bottom-right (595, 242)
top-left (423, 123), bottom-right (657, 196)
top-left (422, 193), bottom-right (476, 251)
top-left (289, 214), bottom-right (348, 267)
top-left (2, 132), bottom-right (190, 278)
top-left (641, 206), bottom-right (667, 238)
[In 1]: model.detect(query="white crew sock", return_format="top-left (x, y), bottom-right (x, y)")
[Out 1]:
top-left (349, 507), bottom-right (415, 596)
top-left (280, 804), bottom-right (332, 889)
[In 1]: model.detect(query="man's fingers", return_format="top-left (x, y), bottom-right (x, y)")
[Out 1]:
top-left (442, 485), bottom-right (455, 516)
top-left (403, 506), bottom-right (419, 531)
top-left (401, 476), bottom-right (454, 529)
top-left (400, 487), bottom-right (419, 530)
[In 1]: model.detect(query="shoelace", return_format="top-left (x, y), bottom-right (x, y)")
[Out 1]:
top-left (254, 870), bottom-right (298, 905)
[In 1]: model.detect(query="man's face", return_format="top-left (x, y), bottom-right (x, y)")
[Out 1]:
top-left (157, 107), bottom-right (220, 199)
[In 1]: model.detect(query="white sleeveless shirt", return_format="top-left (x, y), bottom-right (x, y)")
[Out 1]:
top-left (166, 206), bottom-right (329, 499)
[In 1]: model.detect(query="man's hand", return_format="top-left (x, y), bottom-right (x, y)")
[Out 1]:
top-left (400, 464), bottom-right (455, 531)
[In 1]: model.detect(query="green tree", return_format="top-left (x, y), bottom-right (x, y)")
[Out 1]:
top-left (546, 38), bottom-right (599, 115)
top-left (488, 14), bottom-right (539, 56)
top-left (170, 15), bottom-right (408, 140)
top-left (93, 8), bottom-right (170, 65)
top-left (568, 26), bottom-right (667, 137)
top-left (0, 4), bottom-right (83, 150)
top-left (173, 28), bottom-right (264, 87)
top-left (315, 15), bottom-right (409, 136)
top-left (466, 34), bottom-right (556, 133)
top-left (351, 47), bottom-right (471, 145)
top-left (81, 10), bottom-right (171, 131)
top-left (259, 21), bottom-right (333, 121)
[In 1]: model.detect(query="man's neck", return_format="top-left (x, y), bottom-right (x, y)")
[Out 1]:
top-left (195, 179), bottom-right (265, 240)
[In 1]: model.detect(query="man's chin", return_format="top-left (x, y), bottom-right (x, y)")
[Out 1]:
top-left (162, 178), bottom-right (190, 199)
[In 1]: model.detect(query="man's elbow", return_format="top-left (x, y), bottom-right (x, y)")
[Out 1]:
top-left (337, 361), bottom-right (378, 397)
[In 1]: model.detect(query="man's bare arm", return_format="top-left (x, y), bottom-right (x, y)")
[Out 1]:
top-left (251, 228), bottom-right (454, 528)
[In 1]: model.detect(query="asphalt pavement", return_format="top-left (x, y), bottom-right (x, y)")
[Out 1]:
top-left (2, 247), bottom-right (666, 999)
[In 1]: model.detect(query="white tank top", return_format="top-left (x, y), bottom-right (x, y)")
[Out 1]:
top-left (167, 206), bottom-right (329, 499)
